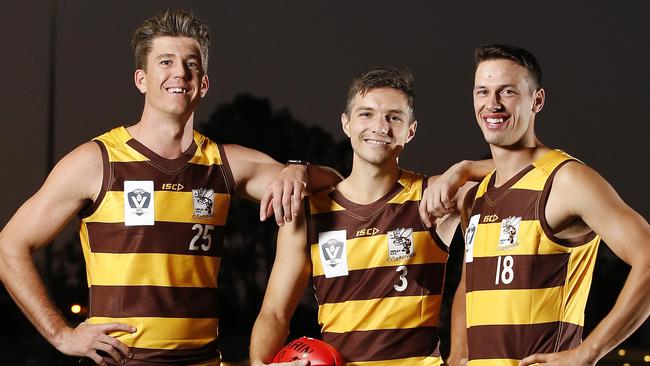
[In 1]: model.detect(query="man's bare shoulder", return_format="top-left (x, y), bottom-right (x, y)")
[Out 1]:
top-left (550, 160), bottom-right (613, 206)
top-left (47, 141), bottom-right (104, 202)
top-left (0, 142), bottom-right (105, 251)
top-left (545, 159), bottom-right (628, 236)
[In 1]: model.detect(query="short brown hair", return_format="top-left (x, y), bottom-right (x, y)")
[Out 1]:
top-left (132, 9), bottom-right (210, 73)
top-left (345, 67), bottom-right (416, 123)
top-left (475, 44), bottom-right (542, 91)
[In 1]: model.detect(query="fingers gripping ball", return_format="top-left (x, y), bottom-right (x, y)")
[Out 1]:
top-left (273, 337), bottom-right (345, 366)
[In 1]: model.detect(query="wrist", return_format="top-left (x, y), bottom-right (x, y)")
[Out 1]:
top-left (576, 342), bottom-right (602, 365)
top-left (51, 324), bottom-right (73, 350)
top-left (285, 159), bottom-right (310, 188)
top-left (453, 160), bottom-right (473, 180)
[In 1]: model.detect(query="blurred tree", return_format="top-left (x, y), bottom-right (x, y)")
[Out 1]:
top-left (198, 93), bottom-right (351, 362)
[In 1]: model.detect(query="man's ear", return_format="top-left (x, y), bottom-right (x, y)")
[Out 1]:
top-left (134, 69), bottom-right (147, 94)
top-left (406, 120), bottom-right (417, 143)
top-left (200, 74), bottom-right (209, 98)
top-left (341, 113), bottom-right (351, 138)
top-left (532, 88), bottom-right (545, 113)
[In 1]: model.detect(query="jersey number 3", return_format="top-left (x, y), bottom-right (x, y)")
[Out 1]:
top-left (394, 265), bottom-right (408, 292)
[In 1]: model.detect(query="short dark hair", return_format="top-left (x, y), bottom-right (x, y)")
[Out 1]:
top-left (475, 44), bottom-right (542, 90)
top-left (345, 67), bottom-right (416, 123)
top-left (132, 9), bottom-right (210, 73)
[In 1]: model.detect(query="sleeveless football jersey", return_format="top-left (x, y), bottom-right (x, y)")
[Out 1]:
top-left (464, 150), bottom-right (601, 366)
top-left (79, 126), bottom-right (234, 363)
top-left (307, 171), bottom-right (448, 366)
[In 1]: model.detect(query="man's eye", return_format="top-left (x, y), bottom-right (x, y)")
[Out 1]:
top-left (476, 90), bottom-right (487, 96)
top-left (387, 115), bottom-right (402, 122)
top-left (160, 60), bottom-right (172, 65)
top-left (501, 89), bottom-right (516, 95)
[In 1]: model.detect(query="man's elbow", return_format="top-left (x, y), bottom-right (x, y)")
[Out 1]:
top-left (257, 306), bottom-right (292, 330)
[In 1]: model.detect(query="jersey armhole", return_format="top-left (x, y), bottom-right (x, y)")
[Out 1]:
top-left (305, 198), bottom-right (315, 251)
top-left (78, 140), bottom-right (111, 218)
top-left (420, 176), bottom-right (450, 254)
top-left (216, 143), bottom-right (237, 196)
top-left (537, 159), bottom-right (598, 247)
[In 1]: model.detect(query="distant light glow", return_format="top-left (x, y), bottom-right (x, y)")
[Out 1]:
top-left (618, 349), bottom-right (627, 356)
top-left (70, 304), bottom-right (82, 314)
top-left (644, 354), bottom-right (650, 362)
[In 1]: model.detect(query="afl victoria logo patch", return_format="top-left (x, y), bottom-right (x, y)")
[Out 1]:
top-left (318, 230), bottom-right (348, 278)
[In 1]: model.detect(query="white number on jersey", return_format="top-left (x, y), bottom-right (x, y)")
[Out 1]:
top-left (495, 255), bottom-right (514, 285)
top-left (394, 265), bottom-right (409, 292)
top-left (189, 224), bottom-right (214, 251)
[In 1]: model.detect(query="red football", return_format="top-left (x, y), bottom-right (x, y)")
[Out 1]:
top-left (272, 336), bottom-right (345, 366)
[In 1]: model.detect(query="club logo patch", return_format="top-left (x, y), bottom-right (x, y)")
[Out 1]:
top-left (123, 180), bottom-right (155, 226)
top-left (387, 227), bottom-right (414, 262)
top-left (192, 188), bottom-right (214, 218)
top-left (318, 230), bottom-right (348, 278)
top-left (498, 216), bottom-right (521, 251)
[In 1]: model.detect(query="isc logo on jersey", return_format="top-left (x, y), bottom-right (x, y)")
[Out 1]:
top-left (387, 227), bottom-right (414, 262)
top-left (161, 183), bottom-right (184, 191)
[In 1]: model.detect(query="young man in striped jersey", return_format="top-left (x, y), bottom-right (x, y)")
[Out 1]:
top-left (250, 67), bottom-right (492, 366)
top-left (449, 44), bottom-right (650, 366)
top-left (0, 10), bottom-right (341, 366)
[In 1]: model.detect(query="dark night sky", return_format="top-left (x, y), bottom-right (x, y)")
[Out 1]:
top-left (1, 3), bottom-right (648, 235)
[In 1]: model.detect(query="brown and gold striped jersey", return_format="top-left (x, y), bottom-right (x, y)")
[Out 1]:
top-left (464, 150), bottom-right (601, 366)
top-left (79, 127), bottom-right (234, 363)
top-left (307, 170), bottom-right (448, 366)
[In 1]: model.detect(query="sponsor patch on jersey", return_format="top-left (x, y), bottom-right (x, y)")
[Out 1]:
top-left (192, 188), bottom-right (214, 218)
top-left (498, 216), bottom-right (521, 251)
top-left (387, 227), bottom-right (414, 262)
top-left (124, 180), bottom-right (154, 226)
top-left (465, 214), bottom-right (480, 263)
top-left (318, 230), bottom-right (348, 278)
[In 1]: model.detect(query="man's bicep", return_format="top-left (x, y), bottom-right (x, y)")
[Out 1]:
top-left (460, 184), bottom-right (479, 231)
top-left (557, 164), bottom-right (650, 265)
top-left (0, 142), bottom-right (102, 251)
top-left (224, 144), bottom-right (282, 200)
top-left (261, 217), bottom-right (311, 316)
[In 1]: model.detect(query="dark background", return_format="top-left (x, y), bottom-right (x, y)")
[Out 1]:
top-left (1, 1), bottom-right (648, 364)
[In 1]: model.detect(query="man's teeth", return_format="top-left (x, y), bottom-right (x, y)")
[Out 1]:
top-left (167, 87), bottom-right (188, 94)
top-left (365, 139), bottom-right (389, 145)
top-left (486, 117), bottom-right (505, 123)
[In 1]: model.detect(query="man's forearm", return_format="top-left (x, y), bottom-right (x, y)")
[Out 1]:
top-left (0, 245), bottom-right (70, 348)
top-left (306, 164), bottom-right (343, 192)
top-left (447, 282), bottom-right (468, 365)
top-left (455, 159), bottom-right (494, 182)
top-left (250, 310), bottom-right (291, 365)
top-left (577, 264), bottom-right (650, 363)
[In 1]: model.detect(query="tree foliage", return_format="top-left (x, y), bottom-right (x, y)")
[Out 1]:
top-left (198, 94), bottom-right (352, 361)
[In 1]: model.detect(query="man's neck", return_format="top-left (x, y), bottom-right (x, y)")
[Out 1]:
top-left (490, 142), bottom-right (550, 187)
top-left (336, 158), bottom-right (401, 205)
top-left (128, 111), bottom-right (195, 159)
